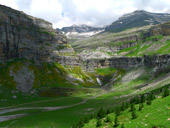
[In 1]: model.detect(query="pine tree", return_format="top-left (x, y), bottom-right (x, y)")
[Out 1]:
top-left (125, 102), bottom-right (129, 109)
top-left (84, 116), bottom-right (89, 123)
top-left (130, 103), bottom-right (135, 112)
top-left (78, 118), bottom-right (84, 128)
top-left (141, 94), bottom-right (145, 103)
top-left (151, 93), bottom-right (156, 100)
top-left (163, 87), bottom-right (169, 97)
top-left (121, 103), bottom-right (125, 111)
top-left (96, 119), bottom-right (102, 127)
top-left (106, 109), bottom-right (110, 114)
top-left (146, 98), bottom-right (152, 105)
top-left (97, 108), bottom-right (106, 119)
top-left (121, 124), bottom-right (125, 128)
top-left (115, 107), bottom-right (120, 116)
top-left (132, 110), bottom-right (137, 119)
top-left (138, 103), bottom-right (144, 111)
top-left (114, 115), bottom-right (119, 127)
top-left (105, 116), bottom-right (111, 123)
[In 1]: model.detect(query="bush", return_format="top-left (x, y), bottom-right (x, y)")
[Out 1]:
top-left (132, 110), bottom-right (137, 119)
top-left (130, 104), bottom-right (135, 112)
top-left (121, 124), bottom-right (125, 128)
top-left (115, 107), bottom-right (120, 116)
top-left (146, 98), bottom-right (152, 105)
top-left (138, 103), bottom-right (144, 111)
top-left (105, 116), bottom-right (111, 123)
top-left (97, 108), bottom-right (106, 119)
top-left (141, 94), bottom-right (145, 103)
top-left (114, 115), bottom-right (119, 127)
top-left (96, 119), bottom-right (102, 127)
top-left (163, 87), bottom-right (169, 97)
top-left (121, 103), bottom-right (125, 111)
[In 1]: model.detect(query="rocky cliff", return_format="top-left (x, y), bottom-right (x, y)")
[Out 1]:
top-left (0, 5), bottom-right (99, 93)
top-left (143, 22), bottom-right (170, 39)
top-left (0, 5), bottom-right (69, 62)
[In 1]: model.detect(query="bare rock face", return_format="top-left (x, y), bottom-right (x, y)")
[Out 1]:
top-left (10, 66), bottom-right (34, 92)
top-left (85, 57), bottom-right (144, 71)
top-left (143, 22), bottom-right (170, 38)
top-left (0, 5), bottom-right (67, 62)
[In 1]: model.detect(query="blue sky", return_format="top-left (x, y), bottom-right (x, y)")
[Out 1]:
top-left (1, 0), bottom-right (170, 28)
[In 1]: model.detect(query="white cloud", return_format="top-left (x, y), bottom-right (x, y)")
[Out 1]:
top-left (0, 0), bottom-right (170, 28)
top-left (0, 0), bottom-right (18, 9)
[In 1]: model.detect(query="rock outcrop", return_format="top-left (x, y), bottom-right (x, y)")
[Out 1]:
top-left (85, 57), bottom-right (144, 71)
top-left (143, 22), bottom-right (170, 39)
top-left (0, 5), bottom-right (68, 62)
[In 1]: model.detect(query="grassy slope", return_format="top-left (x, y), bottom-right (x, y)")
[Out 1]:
top-left (0, 93), bottom-right (128, 128)
top-left (83, 94), bottom-right (170, 128)
top-left (69, 26), bottom-right (152, 53)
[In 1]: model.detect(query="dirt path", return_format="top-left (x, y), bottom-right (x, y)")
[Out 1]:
top-left (0, 95), bottom-right (86, 110)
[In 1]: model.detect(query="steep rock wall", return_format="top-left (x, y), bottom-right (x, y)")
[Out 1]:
top-left (0, 5), bottom-right (67, 62)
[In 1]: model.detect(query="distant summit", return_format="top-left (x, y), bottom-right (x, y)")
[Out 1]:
top-left (105, 10), bottom-right (170, 32)
top-left (58, 24), bottom-right (104, 34)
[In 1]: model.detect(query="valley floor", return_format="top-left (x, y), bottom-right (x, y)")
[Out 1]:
top-left (0, 91), bottom-right (128, 128)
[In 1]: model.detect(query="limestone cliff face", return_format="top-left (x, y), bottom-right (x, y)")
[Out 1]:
top-left (85, 57), bottom-right (144, 71)
top-left (143, 22), bottom-right (170, 39)
top-left (0, 5), bottom-right (68, 62)
top-left (0, 5), bottom-right (96, 93)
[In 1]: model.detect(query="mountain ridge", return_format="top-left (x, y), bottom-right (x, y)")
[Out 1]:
top-left (105, 10), bottom-right (170, 32)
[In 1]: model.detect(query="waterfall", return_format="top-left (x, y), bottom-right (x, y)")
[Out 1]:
top-left (96, 78), bottom-right (102, 86)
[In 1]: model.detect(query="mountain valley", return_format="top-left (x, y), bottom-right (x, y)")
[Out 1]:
top-left (0, 4), bottom-right (170, 128)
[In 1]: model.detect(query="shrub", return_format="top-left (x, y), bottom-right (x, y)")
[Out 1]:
top-left (163, 87), bottom-right (169, 97)
top-left (121, 124), bottom-right (125, 128)
top-left (146, 98), bottom-right (152, 105)
top-left (138, 103), bottom-right (144, 111)
top-left (114, 115), bottom-right (119, 127)
top-left (130, 104), bottom-right (135, 112)
top-left (105, 116), bottom-right (111, 123)
top-left (96, 119), bottom-right (102, 127)
top-left (132, 110), bottom-right (137, 119)
top-left (97, 108), bottom-right (106, 119)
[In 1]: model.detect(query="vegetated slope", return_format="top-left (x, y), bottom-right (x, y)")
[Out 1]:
top-left (105, 10), bottom-right (170, 32)
top-left (69, 21), bottom-right (170, 60)
top-left (69, 25), bottom-right (152, 60)
top-left (78, 85), bottom-right (170, 128)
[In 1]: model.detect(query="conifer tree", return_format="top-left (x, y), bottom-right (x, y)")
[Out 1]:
top-left (130, 103), bottom-right (135, 112)
top-left (96, 119), bottom-right (102, 127)
top-left (141, 94), bottom-right (145, 103)
top-left (114, 115), bottom-right (119, 127)
top-left (105, 116), bottom-right (111, 123)
top-left (146, 97), bottom-right (152, 105)
top-left (97, 108), bottom-right (106, 119)
top-left (115, 107), bottom-right (120, 116)
top-left (132, 110), bottom-right (137, 119)
top-left (163, 87), bottom-right (169, 97)
top-left (106, 109), bottom-right (110, 114)
top-left (125, 102), bottom-right (129, 109)
top-left (121, 103), bottom-right (125, 111)
top-left (138, 103), bottom-right (143, 111)
top-left (121, 124), bottom-right (125, 128)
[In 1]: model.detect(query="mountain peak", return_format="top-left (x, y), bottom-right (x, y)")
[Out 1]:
top-left (105, 10), bottom-right (170, 32)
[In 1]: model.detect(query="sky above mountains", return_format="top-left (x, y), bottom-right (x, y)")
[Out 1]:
top-left (1, 0), bottom-right (170, 28)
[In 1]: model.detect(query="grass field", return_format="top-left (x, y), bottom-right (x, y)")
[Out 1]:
top-left (0, 90), bottom-right (128, 128)
top-left (83, 93), bottom-right (170, 128)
